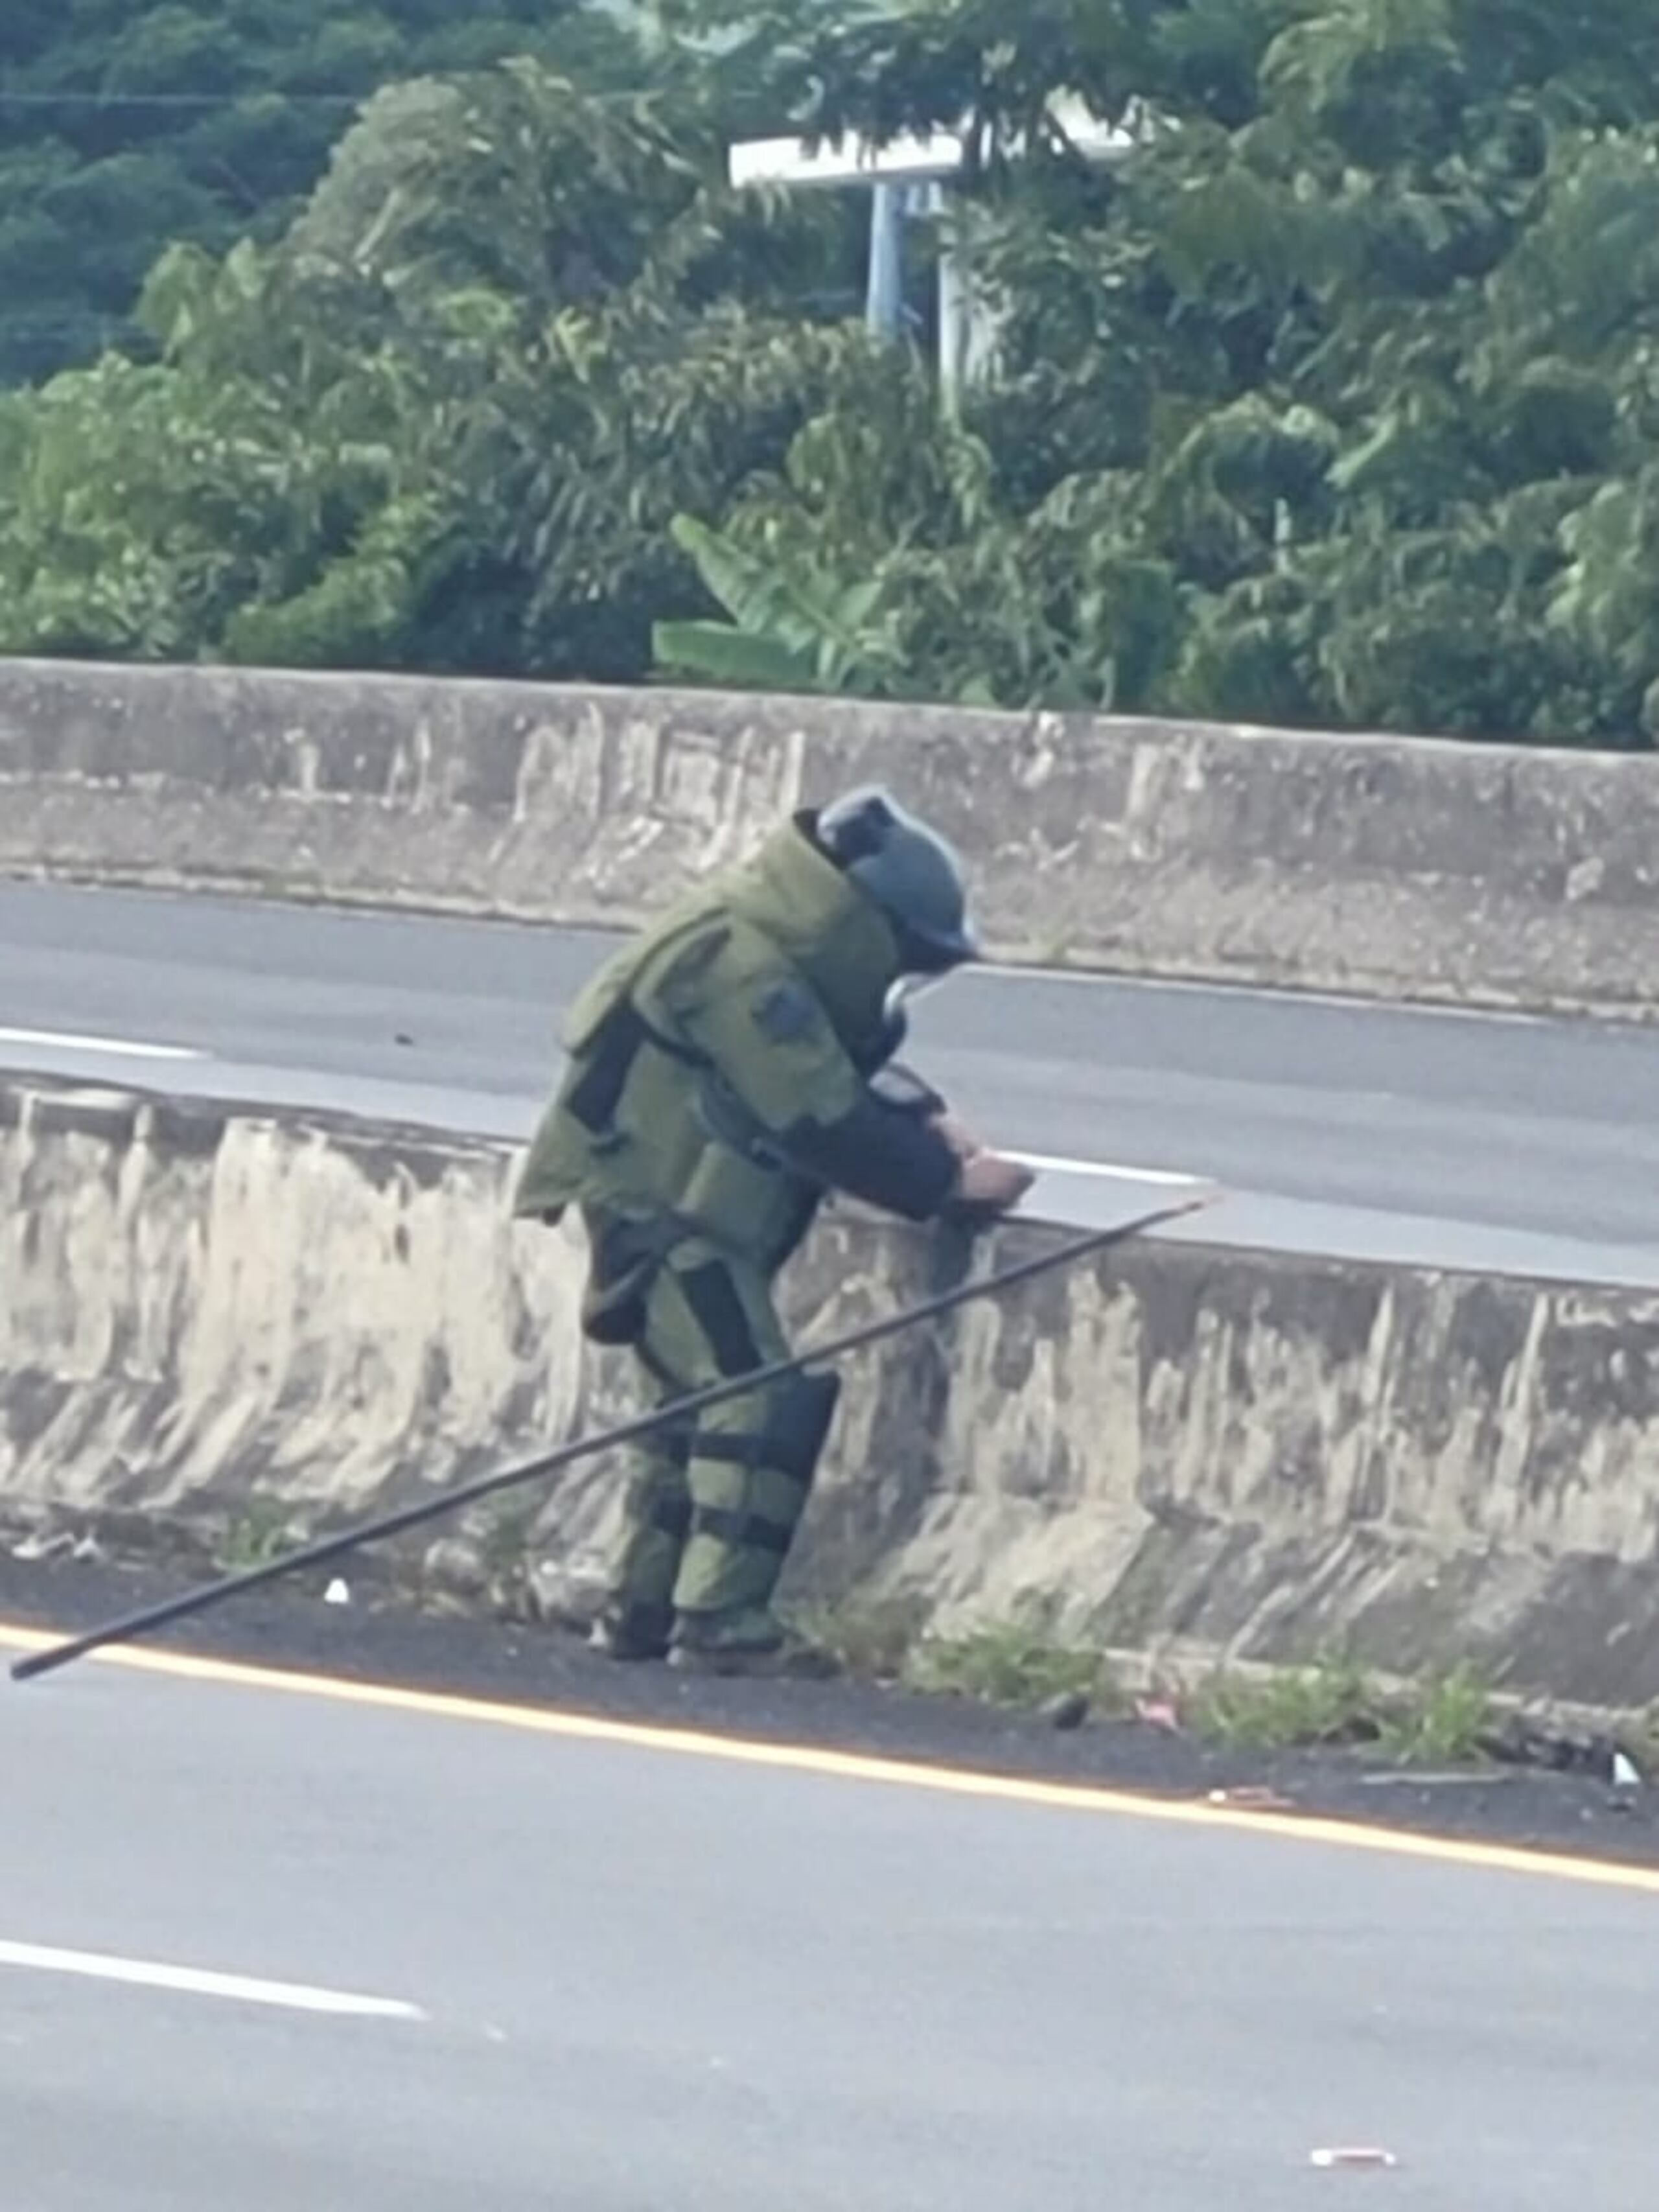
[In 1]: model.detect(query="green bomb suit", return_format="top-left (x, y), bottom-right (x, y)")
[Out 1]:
top-left (514, 797), bottom-right (973, 1665)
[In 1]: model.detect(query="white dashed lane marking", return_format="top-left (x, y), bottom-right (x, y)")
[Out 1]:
top-left (0, 1937), bottom-right (426, 2021)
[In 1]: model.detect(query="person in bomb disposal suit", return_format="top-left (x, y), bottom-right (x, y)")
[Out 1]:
top-left (514, 787), bottom-right (1034, 1677)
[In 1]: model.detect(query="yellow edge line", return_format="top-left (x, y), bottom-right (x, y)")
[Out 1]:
top-left (5, 1620), bottom-right (1658, 1896)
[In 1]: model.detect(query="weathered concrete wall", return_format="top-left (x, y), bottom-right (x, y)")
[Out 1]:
top-left (1, 656), bottom-right (1656, 1017)
top-left (5, 1075), bottom-right (1659, 1706)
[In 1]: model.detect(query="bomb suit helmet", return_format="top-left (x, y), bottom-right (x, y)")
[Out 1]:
top-left (815, 786), bottom-right (981, 973)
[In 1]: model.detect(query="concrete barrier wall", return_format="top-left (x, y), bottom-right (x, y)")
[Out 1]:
top-left (2, 657), bottom-right (1657, 1016)
top-left (6, 1075), bottom-right (1659, 1708)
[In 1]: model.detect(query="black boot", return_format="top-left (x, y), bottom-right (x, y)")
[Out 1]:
top-left (667, 1607), bottom-right (840, 1680)
top-left (588, 1601), bottom-right (672, 1663)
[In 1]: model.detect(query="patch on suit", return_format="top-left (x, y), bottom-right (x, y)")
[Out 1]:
top-left (751, 979), bottom-right (819, 1044)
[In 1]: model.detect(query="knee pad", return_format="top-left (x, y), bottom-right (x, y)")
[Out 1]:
top-left (690, 1371), bottom-right (842, 1484)
top-left (765, 1371), bottom-right (842, 1484)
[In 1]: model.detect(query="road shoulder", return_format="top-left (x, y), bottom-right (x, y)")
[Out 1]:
top-left (5, 1553), bottom-right (1658, 1874)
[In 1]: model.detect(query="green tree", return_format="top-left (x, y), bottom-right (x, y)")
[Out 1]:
top-left (644, 0), bottom-right (1659, 743)
top-left (0, 1), bottom-right (649, 385)
top-left (8, 0), bottom-right (1659, 749)
top-left (0, 54), bottom-right (870, 675)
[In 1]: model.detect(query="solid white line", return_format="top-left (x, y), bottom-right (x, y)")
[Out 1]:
top-left (0, 1026), bottom-right (205, 1062)
top-left (1009, 1149), bottom-right (1209, 1189)
top-left (0, 1938), bottom-right (426, 2021)
top-left (973, 960), bottom-right (1555, 1026)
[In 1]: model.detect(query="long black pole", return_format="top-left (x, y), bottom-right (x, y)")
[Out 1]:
top-left (10, 1192), bottom-right (1214, 1684)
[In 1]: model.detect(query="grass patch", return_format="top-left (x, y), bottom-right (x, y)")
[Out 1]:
top-left (1187, 1653), bottom-right (1497, 1764)
top-left (216, 1497), bottom-right (296, 1573)
top-left (476, 1500), bottom-right (539, 1580)
top-left (793, 1602), bottom-right (1501, 1765)
top-left (793, 1602), bottom-right (1122, 1712)
top-left (901, 1623), bottom-right (1124, 1713)
top-left (1187, 1653), bottom-right (1376, 1750)
top-left (1375, 1663), bottom-right (1497, 1764)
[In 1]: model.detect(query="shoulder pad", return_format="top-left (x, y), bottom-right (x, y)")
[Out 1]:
top-left (654, 924), bottom-right (730, 991)
top-left (636, 920), bottom-right (735, 1017)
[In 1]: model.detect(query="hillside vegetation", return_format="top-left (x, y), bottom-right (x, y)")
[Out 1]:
top-left (2, 0), bottom-right (1656, 748)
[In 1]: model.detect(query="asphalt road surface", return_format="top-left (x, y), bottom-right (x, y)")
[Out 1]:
top-left (3, 1635), bottom-right (1658, 2212)
top-left (4, 878), bottom-right (1659, 1283)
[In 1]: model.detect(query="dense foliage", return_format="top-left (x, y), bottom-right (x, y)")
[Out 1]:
top-left (3, 0), bottom-right (1659, 747)
top-left (0, 1), bottom-right (644, 386)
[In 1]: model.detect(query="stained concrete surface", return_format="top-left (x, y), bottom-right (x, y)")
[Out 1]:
top-left (5, 653), bottom-right (1659, 1017)
top-left (6, 1066), bottom-right (1659, 1708)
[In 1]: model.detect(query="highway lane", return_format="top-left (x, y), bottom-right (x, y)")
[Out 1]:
top-left (4, 878), bottom-right (1659, 1283)
top-left (3, 1644), bottom-right (1658, 2212)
